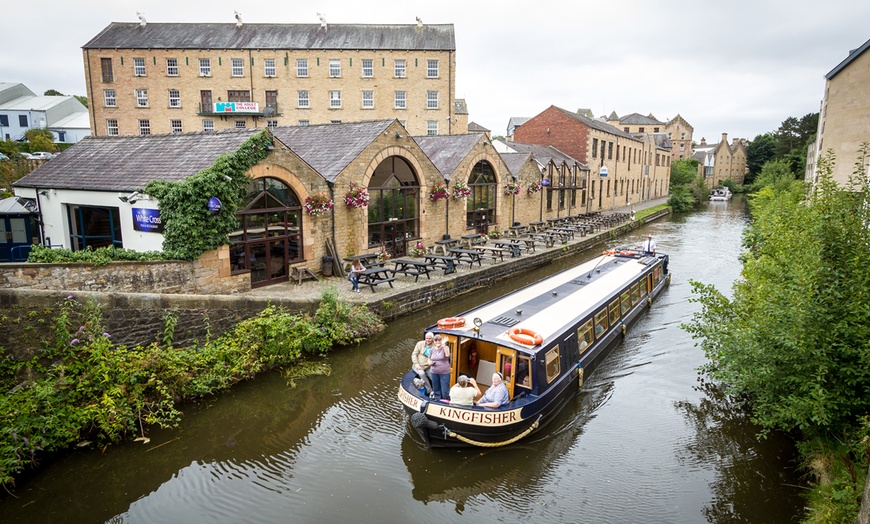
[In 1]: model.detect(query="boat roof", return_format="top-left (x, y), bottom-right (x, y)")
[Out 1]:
top-left (434, 253), bottom-right (657, 351)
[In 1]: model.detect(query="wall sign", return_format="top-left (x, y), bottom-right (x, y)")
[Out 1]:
top-left (214, 102), bottom-right (259, 113)
top-left (599, 166), bottom-right (609, 177)
top-left (207, 197), bottom-right (222, 215)
top-left (132, 208), bottom-right (163, 233)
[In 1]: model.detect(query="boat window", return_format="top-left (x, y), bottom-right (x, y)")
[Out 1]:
top-left (515, 355), bottom-right (531, 388)
top-left (609, 299), bottom-right (621, 326)
top-left (621, 291), bottom-right (631, 314)
top-left (545, 346), bottom-right (561, 383)
top-left (643, 277), bottom-right (650, 296)
top-left (594, 309), bottom-right (608, 339)
top-left (577, 320), bottom-right (593, 355)
top-left (631, 282), bottom-right (641, 303)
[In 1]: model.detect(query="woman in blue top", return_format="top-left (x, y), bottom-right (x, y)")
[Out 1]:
top-left (476, 372), bottom-right (509, 408)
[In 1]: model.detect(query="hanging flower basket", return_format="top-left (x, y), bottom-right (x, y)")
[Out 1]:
top-left (451, 180), bottom-right (471, 200)
top-left (304, 192), bottom-right (333, 216)
top-left (527, 180), bottom-right (542, 195)
top-left (344, 183), bottom-right (370, 209)
top-left (504, 181), bottom-right (520, 196)
top-left (429, 181), bottom-right (450, 202)
top-left (409, 241), bottom-right (426, 257)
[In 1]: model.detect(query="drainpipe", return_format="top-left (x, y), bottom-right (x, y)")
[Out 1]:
top-left (444, 178), bottom-right (450, 239)
top-left (328, 180), bottom-right (336, 254)
top-left (34, 188), bottom-right (46, 245)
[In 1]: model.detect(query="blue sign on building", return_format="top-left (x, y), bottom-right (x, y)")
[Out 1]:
top-left (207, 197), bottom-right (222, 215)
top-left (132, 208), bottom-right (163, 233)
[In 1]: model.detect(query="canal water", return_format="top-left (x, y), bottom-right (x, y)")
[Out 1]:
top-left (2, 198), bottom-right (806, 523)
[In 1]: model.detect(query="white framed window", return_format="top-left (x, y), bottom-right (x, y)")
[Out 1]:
top-left (106, 119), bottom-right (119, 136)
top-left (136, 89), bottom-right (148, 107)
top-left (170, 119), bottom-right (183, 133)
top-left (427, 120), bottom-right (438, 136)
top-left (232, 58), bottom-right (244, 77)
top-left (199, 58), bottom-right (211, 77)
top-left (361, 59), bottom-right (373, 78)
top-left (264, 59), bottom-right (276, 77)
top-left (138, 119), bottom-right (151, 135)
top-left (168, 89), bottom-right (181, 108)
top-left (202, 119), bottom-right (214, 132)
top-left (362, 91), bottom-right (374, 109)
top-left (394, 91), bottom-right (406, 109)
top-left (329, 59), bottom-right (341, 78)
top-left (298, 120), bottom-right (309, 126)
top-left (296, 59), bottom-right (308, 77)
top-left (166, 58), bottom-right (178, 76)
top-left (427, 91), bottom-right (439, 109)
top-left (297, 90), bottom-right (309, 108)
top-left (329, 90), bottom-right (341, 108)
top-left (235, 120), bottom-right (246, 128)
top-left (103, 89), bottom-right (116, 107)
top-left (267, 119), bottom-right (278, 130)
top-left (394, 59), bottom-right (406, 78)
top-left (427, 59), bottom-right (439, 78)
top-left (133, 57), bottom-right (146, 76)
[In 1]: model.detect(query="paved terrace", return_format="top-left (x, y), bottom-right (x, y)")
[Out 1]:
top-left (242, 198), bottom-right (670, 320)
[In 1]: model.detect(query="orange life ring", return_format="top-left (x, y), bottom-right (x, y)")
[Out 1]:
top-left (508, 327), bottom-right (543, 346)
top-left (437, 316), bottom-right (466, 329)
top-left (602, 249), bottom-right (617, 255)
top-left (619, 250), bottom-right (635, 257)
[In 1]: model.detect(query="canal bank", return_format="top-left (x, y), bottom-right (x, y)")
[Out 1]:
top-left (0, 199), bottom-right (669, 350)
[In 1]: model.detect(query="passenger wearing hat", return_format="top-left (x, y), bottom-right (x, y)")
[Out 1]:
top-left (642, 235), bottom-right (656, 256)
top-left (449, 375), bottom-right (481, 406)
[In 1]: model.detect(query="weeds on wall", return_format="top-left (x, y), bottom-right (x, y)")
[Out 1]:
top-left (0, 288), bottom-right (385, 488)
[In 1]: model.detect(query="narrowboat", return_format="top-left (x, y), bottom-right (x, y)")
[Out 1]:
top-left (398, 248), bottom-right (670, 448)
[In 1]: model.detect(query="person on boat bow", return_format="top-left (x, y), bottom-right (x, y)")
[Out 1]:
top-left (475, 372), bottom-right (509, 408)
top-left (642, 235), bottom-right (656, 256)
top-left (411, 332), bottom-right (434, 394)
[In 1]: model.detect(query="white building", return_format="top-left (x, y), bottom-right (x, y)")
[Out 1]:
top-left (0, 83), bottom-right (90, 143)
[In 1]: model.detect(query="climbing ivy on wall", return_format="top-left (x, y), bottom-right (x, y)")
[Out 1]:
top-left (145, 130), bottom-right (273, 260)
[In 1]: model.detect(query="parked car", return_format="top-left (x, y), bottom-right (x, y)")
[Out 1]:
top-left (29, 152), bottom-right (54, 160)
top-left (17, 152), bottom-right (35, 160)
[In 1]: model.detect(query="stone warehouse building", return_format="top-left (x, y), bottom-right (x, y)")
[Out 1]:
top-left (692, 133), bottom-right (747, 188)
top-left (512, 106), bottom-right (672, 210)
top-left (809, 35), bottom-right (870, 188)
top-left (82, 20), bottom-right (466, 137)
top-left (13, 121), bottom-right (572, 289)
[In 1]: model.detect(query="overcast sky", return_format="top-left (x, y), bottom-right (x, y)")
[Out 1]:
top-left (5, 0), bottom-right (869, 143)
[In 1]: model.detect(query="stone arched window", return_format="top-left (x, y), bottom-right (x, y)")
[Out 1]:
top-left (230, 177), bottom-right (303, 288)
top-left (367, 156), bottom-right (420, 258)
top-left (466, 160), bottom-right (496, 233)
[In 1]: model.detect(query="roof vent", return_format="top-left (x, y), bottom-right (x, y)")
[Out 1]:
top-left (489, 316), bottom-right (520, 327)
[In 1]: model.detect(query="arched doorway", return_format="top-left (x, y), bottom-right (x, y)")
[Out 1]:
top-left (466, 161), bottom-right (496, 234)
top-left (367, 156), bottom-right (420, 258)
top-left (229, 177), bottom-right (303, 288)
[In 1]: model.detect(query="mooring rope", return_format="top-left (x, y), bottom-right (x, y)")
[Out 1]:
top-left (445, 415), bottom-right (542, 447)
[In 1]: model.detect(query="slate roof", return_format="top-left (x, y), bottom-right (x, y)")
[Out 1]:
top-left (270, 120), bottom-right (394, 182)
top-left (83, 23), bottom-right (455, 51)
top-left (826, 36), bottom-right (870, 79)
top-left (499, 140), bottom-right (590, 171)
top-left (618, 112), bottom-right (663, 125)
top-left (499, 152), bottom-right (532, 178)
top-left (552, 106), bottom-right (642, 142)
top-left (14, 128), bottom-right (262, 192)
top-left (413, 133), bottom-right (485, 179)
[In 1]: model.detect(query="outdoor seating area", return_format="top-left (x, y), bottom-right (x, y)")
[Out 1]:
top-left (321, 211), bottom-right (636, 293)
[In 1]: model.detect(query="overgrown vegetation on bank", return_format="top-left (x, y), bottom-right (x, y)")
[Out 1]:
top-left (0, 289), bottom-right (385, 488)
top-left (684, 144), bottom-right (870, 523)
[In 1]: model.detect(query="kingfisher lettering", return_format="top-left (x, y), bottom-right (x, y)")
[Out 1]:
top-left (397, 386), bottom-right (422, 411)
top-left (426, 405), bottom-right (521, 426)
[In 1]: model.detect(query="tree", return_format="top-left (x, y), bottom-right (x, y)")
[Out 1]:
top-left (746, 133), bottom-right (776, 183)
top-left (684, 144), bottom-right (870, 440)
top-left (74, 95), bottom-right (88, 108)
top-left (24, 128), bottom-right (55, 152)
top-left (43, 89), bottom-right (64, 96)
top-left (667, 158), bottom-right (701, 212)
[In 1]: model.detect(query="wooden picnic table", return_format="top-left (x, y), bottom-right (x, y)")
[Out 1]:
top-left (508, 225), bottom-right (527, 237)
top-left (343, 254), bottom-right (381, 270)
top-left (391, 258), bottom-right (434, 282)
top-left (475, 245), bottom-right (508, 262)
top-left (460, 233), bottom-right (484, 247)
top-left (432, 238), bottom-right (460, 255)
top-left (424, 254), bottom-right (458, 274)
top-left (527, 233), bottom-right (557, 248)
top-left (358, 267), bottom-right (396, 292)
top-left (493, 240), bottom-right (522, 258)
top-left (448, 248), bottom-right (483, 268)
top-left (528, 221), bottom-right (544, 233)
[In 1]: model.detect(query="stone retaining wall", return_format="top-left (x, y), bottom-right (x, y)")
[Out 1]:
top-left (0, 210), bottom-right (667, 355)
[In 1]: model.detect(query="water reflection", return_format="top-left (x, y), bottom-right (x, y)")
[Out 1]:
top-left (0, 198), bottom-right (807, 523)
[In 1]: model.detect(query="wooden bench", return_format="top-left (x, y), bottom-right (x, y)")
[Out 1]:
top-left (291, 266), bottom-right (320, 285)
top-left (424, 254), bottom-right (458, 274)
top-left (475, 246), bottom-right (509, 263)
top-left (358, 267), bottom-right (396, 292)
top-left (448, 248), bottom-right (483, 268)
